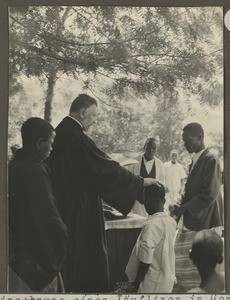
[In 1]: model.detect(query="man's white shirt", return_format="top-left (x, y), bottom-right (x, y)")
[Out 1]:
top-left (143, 156), bottom-right (155, 174)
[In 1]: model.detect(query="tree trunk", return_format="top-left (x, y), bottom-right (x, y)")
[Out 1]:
top-left (44, 70), bottom-right (57, 123)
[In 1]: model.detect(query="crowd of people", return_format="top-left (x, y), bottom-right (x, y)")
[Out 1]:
top-left (8, 93), bottom-right (224, 294)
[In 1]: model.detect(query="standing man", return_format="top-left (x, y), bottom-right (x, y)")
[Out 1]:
top-left (8, 118), bottom-right (67, 292)
top-left (163, 149), bottom-right (187, 212)
top-left (173, 122), bottom-right (223, 293)
top-left (127, 137), bottom-right (165, 217)
top-left (48, 94), bottom-right (159, 293)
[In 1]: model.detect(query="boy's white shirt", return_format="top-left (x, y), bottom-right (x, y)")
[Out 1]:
top-left (126, 212), bottom-right (177, 293)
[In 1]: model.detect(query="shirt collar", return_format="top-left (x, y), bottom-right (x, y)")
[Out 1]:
top-left (147, 212), bottom-right (167, 219)
top-left (192, 148), bottom-right (207, 166)
top-left (143, 155), bottom-right (155, 164)
top-left (15, 148), bottom-right (43, 163)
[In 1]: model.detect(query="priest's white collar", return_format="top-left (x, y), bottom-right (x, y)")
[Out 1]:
top-left (68, 115), bottom-right (83, 129)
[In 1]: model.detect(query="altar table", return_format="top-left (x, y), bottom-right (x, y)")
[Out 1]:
top-left (105, 213), bottom-right (147, 291)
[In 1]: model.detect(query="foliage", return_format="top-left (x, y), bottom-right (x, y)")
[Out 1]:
top-left (9, 6), bottom-right (223, 104)
top-left (8, 76), bottom-right (44, 157)
top-left (8, 6), bottom-right (223, 165)
top-left (92, 92), bottom-right (156, 154)
top-left (208, 131), bottom-right (224, 169)
top-left (151, 90), bottom-right (185, 161)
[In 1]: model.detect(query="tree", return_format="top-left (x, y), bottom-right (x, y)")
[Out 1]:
top-left (151, 90), bottom-right (185, 162)
top-left (8, 6), bottom-right (223, 160)
top-left (9, 7), bottom-right (222, 116)
top-left (92, 92), bottom-right (156, 154)
top-left (9, 6), bottom-right (76, 122)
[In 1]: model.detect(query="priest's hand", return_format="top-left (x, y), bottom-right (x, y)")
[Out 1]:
top-left (143, 178), bottom-right (161, 187)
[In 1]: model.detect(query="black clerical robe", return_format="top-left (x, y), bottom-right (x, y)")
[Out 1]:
top-left (8, 149), bottom-right (67, 291)
top-left (48, 116), bottom-right (144, 293)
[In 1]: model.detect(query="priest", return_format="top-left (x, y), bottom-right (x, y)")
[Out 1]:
top-left (48, 94), bottom-right (160, 293)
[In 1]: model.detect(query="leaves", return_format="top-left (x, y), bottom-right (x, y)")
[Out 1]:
top-left (9, 6), bottom-right (223, 101)
top-left (8, 6), bottom-right (223, 163)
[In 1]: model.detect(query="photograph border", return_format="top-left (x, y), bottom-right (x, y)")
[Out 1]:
top-left (0, 0), bottom-right (229, 294)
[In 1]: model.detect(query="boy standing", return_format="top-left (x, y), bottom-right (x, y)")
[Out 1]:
top-left (126, 184), bottom-right (177, 293)
top-left (8, 118), bottom-right (67, 292)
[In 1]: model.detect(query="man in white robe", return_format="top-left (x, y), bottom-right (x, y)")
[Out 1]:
top-left (163, 149), bottom-right (187, 211)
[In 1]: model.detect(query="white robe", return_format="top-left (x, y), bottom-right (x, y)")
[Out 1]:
top-left (163, 161), bottom-right (187, 209)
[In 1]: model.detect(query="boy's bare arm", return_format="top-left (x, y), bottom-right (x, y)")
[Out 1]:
top-left (132, 261), bottom-right (150, 291)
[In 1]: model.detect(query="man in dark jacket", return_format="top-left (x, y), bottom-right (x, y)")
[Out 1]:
top-left (48, 94), bottom-right (159, 293)
top-left (8, 117), bottom-right (67, 292)
top-left (173, 122), bottom-right (223, 293)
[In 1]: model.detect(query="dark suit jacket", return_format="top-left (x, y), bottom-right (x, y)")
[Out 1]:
top-left (182, 148), bottom-right (223, 231)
